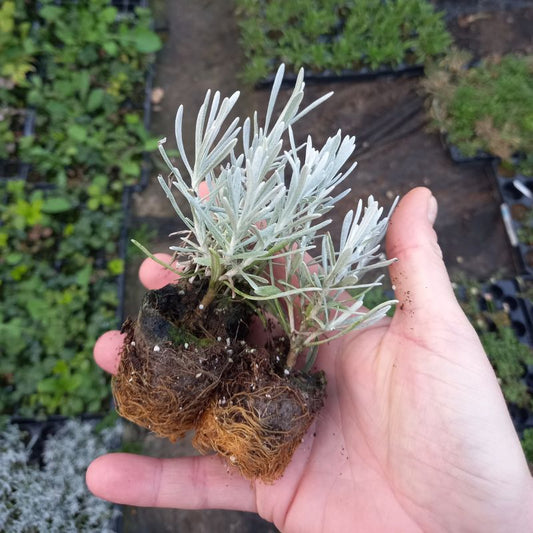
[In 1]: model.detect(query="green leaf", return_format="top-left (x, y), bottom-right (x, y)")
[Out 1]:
top-left (100, 6), bottom-right (118, 23)
top-left (107, 258), bottom-right (124, 275)
top-left (131, 28), bottom-right (162, 53)
top-left (27, 297), bottom-right (48, 321)
top-left (37, 377), bottom-right (59, 394)
top-left (87, 198), bottom-right (99, 210)
top-left (10, 264), bottom-right (29, 281)
top-left (67, 124), bottom-right (87, 142)
top-left (102, 40), bottom-right (118, 56)
top-left (144, 137), bottom-right (160, 151)
top-left (87, 89), bottom-right (105, 112)
top-left (76, 264), bottom-right (92, 287)
top-left (120, 160), bottom-right (140, 176)
top-left (125, 113), bottom-right (140, 125)
top-left (39, 5), bottom-right (62, 21)
top-left (255, 285), bottom-right (282, 297)
top-left (42, 196), bottom-right (74, 213)
top-left (78, 70), bottom-right (90, 99)
top-left (5, 252), bottom-right (23, 265)
top-left (53, 359), bottom-right (69, 374)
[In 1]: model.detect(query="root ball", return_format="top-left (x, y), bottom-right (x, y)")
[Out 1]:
top-left (194, 357), bottom-right (326, 482)
top-left (113, 282), bottom-right (326, 481)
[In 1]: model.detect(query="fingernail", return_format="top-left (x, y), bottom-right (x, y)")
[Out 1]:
top-left (427, 194), bottom-right (438, 226)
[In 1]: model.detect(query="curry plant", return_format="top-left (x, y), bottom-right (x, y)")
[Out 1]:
top-left (0, 419), bottom-right (120, 531)
top-left (136, 65), bottom-right (396, 368)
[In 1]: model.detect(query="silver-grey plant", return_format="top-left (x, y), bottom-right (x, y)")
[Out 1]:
top-left (0, 419), bottom-right (121, 533)
top-left (135, 64), bottom-right (397, 369)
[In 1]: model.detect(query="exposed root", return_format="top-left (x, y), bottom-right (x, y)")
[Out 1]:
top-left (113, 281), bottom-right (326, 481)
top-left (193, 389), bottom-right (317, 481)
top-left (113, 317), bottom-right (229, 441)
top-left (193, 354), bottom-right (326, 482)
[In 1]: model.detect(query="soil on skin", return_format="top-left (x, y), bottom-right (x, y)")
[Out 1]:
top-left (114, 281), bottom-right (326, 481)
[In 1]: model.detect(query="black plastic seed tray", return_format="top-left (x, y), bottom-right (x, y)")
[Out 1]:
top-left (496, 176), bottom-right (533, 205)
top-left (480, 279), bottom-right (533, 347)
top-left (136, 63), bottom-right (155, 192)
top-left (256, 63), bottom-right (424, 89)
top-left (0, 109), bottom-right (35, 181)
top-left (508, 402), bottom-right (533, 436)
top-left (516, 243), bottom-right (533, 277)
top-left (493, 164), bottom-right (533, 275)
top-left (56, 0), bottom-right (146, 14)
top-left (479, 279), bottom-right (533, 434)
top-left (9, 414), bottom-right (105, 463)
top-left (111, 0), bottom-right (147, 14)
top-left (517, 277), bottom-right (533, 344)
top-left (446, 140), bottom-right (494, 165)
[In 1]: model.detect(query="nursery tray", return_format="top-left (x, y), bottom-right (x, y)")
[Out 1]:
top-left (444, 138), bottom-right (494, 165)
top-left (480, 279), bottom-right (533, 348)
top-left (480, 279), bottom-right (533, 434)
top-left (111, 0), bottom-right (147, 15)
top-left (508, 402), bottom-right (533, 436)
top-left (255, 63), bottom-right (425, 89)
top-left (53, 0), bottom-right (147, 15)
top-left (0, 109), bottom-right (35, 181)
top-left (457, 278), bottom-right (533, 434)
top-left (116, 185), bottom-right (133, 326)
top-left (493, 163), bottom-right (533, 275)
top-left (9, 414), bottom-right (109, 461)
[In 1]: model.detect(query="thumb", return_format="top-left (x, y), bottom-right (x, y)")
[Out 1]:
top-left (386, 187), bottom-right (464, 325)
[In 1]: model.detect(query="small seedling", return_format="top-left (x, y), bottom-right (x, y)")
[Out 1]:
top-left (113, 65), bottom-right (396, 481)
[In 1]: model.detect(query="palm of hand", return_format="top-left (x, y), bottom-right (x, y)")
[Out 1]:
top-left (257, 310), bottom-right (529, 532)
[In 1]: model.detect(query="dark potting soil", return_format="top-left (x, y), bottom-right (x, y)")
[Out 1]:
top-left (115, 281), bottom-right (326, 481)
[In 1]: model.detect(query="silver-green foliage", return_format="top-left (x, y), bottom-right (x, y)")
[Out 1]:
top-left (146, 64), bottom-right (396, 356)
top-left (0, 419), bottom-right (120, 533)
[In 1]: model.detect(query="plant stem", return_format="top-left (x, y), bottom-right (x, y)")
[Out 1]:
top-left (198, 283), bottom-right (218, 310)
top-left (285, 336), bottom-right (303, 369)
top-left (131, 240), bottom-right (182, 276)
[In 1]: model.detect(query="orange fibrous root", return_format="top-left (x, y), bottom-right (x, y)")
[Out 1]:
top-left (112, 282), bottom-right (326, 481)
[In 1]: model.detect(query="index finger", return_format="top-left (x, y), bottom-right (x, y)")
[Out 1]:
top-left (93, 253), bottom-right (179, 374)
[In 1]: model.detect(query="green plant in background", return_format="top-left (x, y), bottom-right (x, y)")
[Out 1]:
top-left (14, 0), bottom-right (160, 188)
top-left (424, 51), bottom-right (533, 175)
top-left (0, 0), bottom-right (37, 167)
top-left (522, 428), bottom-right (533, 464)
top-left (0, 0), bottom-right (37, 88)
top-left (36, 0), bottom-right (160, 80)
top-left (456, 280), bottom-right (533, 411)
top-left (480, 328), bottom-right (533, 410)
top-left (358, 285), bottom-right (395, 317)
top-left (236, 0), bottom-right (451, 83)
top-left (128, 222), bottom-right (157, 258)
top-left (0, 109), bottom-right (30, 162)
top-left (0, 181), bottom-right (122, 417)
top-left (455, 279), bottom-right (533, 461)
top-left (0, 0), bottom-right (161, 424)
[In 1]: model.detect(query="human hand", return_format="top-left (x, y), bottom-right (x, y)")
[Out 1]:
top-left (87, 187), bottom-right (533, 532)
